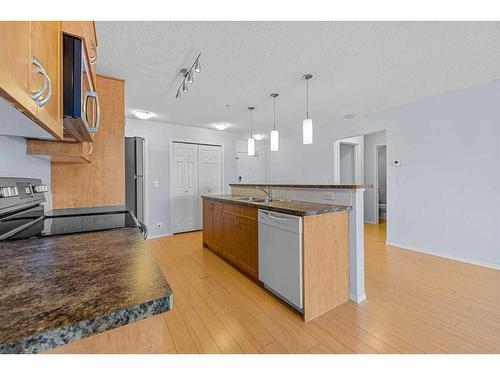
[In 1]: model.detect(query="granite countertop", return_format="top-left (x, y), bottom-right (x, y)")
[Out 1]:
top-left (230, 183), bottom-right (370, 189)
top-left (203, 195), bottom-right (350, 216)
top-left (0, 227), bottom-right (172, 354)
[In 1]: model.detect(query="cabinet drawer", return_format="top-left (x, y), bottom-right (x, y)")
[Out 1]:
top-left (223, 203), bottom-right (257, 220)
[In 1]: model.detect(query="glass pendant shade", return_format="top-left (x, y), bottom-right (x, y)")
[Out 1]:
top-left (303, 118), bottom-right (313, 144)
top-left (270, 130), bottom-right (279, 151)
top-left (248, 137), bottom-right (255, 156)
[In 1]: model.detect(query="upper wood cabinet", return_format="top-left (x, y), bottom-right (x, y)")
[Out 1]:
top-left (0, 22), bottom-right (37, 118)
top-left (0, 21), bottom-right (63, 139)
top-left (30, 22), bottom-right (62, 139)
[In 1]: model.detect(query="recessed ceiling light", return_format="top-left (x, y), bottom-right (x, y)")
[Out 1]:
top-left (213, 122), bottom-right (229, 131)
top-left (342, 113), bottom-right (356, 120)
top-left (133, 110), bottom-right (154, 120)
top-left (253, 134), bottom-right (265, 141)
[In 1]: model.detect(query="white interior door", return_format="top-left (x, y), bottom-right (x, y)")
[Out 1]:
top-left (173, 142), bottom-right (199, 233)
top-left (198, 145), bottom-right (222, 228)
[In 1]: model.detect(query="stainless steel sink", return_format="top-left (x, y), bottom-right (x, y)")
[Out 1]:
top-left (233, 196), bottom-right (272, 203)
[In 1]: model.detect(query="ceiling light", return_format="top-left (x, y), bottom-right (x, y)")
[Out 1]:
top-left (213, 122), bottom-right (229, 131)
top-left (175, 52), bottom-right (201, 100)
top-left (133, 110), bottom-right (154, 120)
top-left (302, 74), bottom-right (313, 145)
top-left (253, 134), bottom-right (265, 141)
top-left (248, 106), bottom-right (255, 156)
top-left (270, 93), bottom-right (279, 151)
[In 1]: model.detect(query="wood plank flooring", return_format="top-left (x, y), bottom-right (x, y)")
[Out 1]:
top-left (50, 222), bottom-right (500, 353)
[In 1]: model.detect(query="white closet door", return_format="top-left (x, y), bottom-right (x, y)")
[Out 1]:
top-left (173, 142), bottom-right (199, 233)
top-left (198, 145), bottom-right (222, 228)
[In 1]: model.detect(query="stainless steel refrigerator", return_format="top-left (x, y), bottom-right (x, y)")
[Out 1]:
top-left (125, 137), bottom-right (144, 222)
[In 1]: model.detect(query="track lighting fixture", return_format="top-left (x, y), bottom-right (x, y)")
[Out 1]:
top-left (175, 53), bottom-right (201, 100)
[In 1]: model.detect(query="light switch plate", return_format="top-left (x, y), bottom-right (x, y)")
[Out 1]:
top-left (323, 192), bottom-right (334, 200)
top-left (153, 180), bottom-right (159, 188)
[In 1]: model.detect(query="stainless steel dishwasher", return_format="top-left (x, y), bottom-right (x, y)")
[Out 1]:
top-left (258, 209), bottom-right (303, 312)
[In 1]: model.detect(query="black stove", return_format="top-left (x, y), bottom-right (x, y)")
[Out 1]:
top-left (0, 177), bottom-right (146, 241)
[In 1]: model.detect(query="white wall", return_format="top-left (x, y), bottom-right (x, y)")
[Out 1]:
top-left (265, 79), bottom-right (500, 269)
top-left (125, 119), bottom-right (243, 238)
top-left (0, 135), bottom-right (52, 210)
top-left (364, 130), bottom-right (387, 223)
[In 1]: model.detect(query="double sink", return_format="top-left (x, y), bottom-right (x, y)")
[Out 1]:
top-left (233, 196), bottom-right (292, 203)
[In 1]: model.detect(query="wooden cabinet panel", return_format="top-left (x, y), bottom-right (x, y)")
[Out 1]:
top-left (211, 201), bottom-right (222, 252)
top-left (0, 22), bottom-right (37, 118)
top-left (31, 21), bottom-right (63, 139)
top-left (222, 214), bottom-right (239, 263)
top-left (51, 75), bottom-right (125, 208)
top-left (223, 203), bottom-right (257, 220)
top-left (202, 199), bottom-right (213, 247)
top-left (235, 217), bottom-right (258, 278)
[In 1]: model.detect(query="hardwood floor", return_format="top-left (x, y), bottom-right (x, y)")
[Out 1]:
top-left (51, 222), bottom-right (500, 354)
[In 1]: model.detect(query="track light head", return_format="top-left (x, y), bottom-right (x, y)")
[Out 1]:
top-left (187, 70), bottom-right (194, 84)
top-left (194, 58), bottom-right (201, 73)
top-left (182, 80), bottom-right (188, 93)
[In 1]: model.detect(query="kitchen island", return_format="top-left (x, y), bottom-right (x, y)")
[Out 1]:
top-left (202, 194), bottom-right (350, 321)
top-left (230, 183), bottom-right (368, 305)
top-left (0, 227), bottom-right (173, 354)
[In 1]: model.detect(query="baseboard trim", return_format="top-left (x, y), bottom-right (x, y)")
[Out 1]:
top-left (146, 233), bottom-right (172, 240)
top-left (386, 241), bottom-right (500, 271)
top-left (349, 293), bottom-right (367, 304)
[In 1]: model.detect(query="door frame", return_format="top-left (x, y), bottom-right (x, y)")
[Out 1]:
top-left (333, 136), bottom-right (364, 185)
top-left (373, 143), bottom-right (387, 225)
top-left (169, 138), bottom-right (224, 234)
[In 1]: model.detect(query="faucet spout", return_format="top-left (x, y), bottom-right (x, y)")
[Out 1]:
top-left (256, 186), bottom-right (273, 200)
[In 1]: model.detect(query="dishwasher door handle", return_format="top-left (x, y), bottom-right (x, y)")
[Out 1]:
top-left (261, 211), bottom-right (296, 221)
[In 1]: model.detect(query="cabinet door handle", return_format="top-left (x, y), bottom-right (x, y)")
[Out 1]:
top-left (85, 90), bottom-right (101, 133)
top-left (31, 57), bottom-right (52, 106)
top-left (89, 40), bottom-right (97, 63)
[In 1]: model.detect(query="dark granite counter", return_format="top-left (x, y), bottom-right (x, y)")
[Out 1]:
top-left (0, 227), bottom-right (172, 354)
top-left (203, 195), bottom-right (349, 216)
top-left (230, 183), bottom-right (370, 189)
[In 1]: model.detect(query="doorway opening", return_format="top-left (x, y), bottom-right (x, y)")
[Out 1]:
top-left (333, 135), bottom-right (364, 185)
top-left (374, 144), bottom-right (387, 225)
top-left (170, 141), bottom-right (223, 234)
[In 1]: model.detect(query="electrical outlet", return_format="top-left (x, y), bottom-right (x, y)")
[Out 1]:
top-left (323, 192), bottom-right (334, 200)
top-left (153, 180), bottom-right (159, 188)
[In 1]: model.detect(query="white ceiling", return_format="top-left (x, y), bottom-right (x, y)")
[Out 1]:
top-left (96, 21), bottom-right (500, 137)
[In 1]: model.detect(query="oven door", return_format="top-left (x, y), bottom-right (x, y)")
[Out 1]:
top-left (0, 205), bottom-right (45, 240)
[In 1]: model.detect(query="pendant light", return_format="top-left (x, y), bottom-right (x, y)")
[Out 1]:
top-left (247, 106), bottom-right (255, 156)
top-left (302, 74), bottom-right (313, 144)
top-left (270, 93), bottom-right (279, 151)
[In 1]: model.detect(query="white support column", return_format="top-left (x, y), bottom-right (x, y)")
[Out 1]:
top-left (348, 188), bottom-right (367, 303)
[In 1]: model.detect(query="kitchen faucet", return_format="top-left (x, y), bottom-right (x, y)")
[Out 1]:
top-left (256, 186), bottom-right (273, 200)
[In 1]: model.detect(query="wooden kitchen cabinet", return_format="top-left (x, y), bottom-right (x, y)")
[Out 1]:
top-left (203, 198), bottom-right (258, 280)
top-left (0, 21), bottom-right (63, 139)
top-left (202, 199), bottom-right (222, 254)
top-left (30, 21), bottom-right (63, 139)
top-left (0, 22), bottom-right (38, 121)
